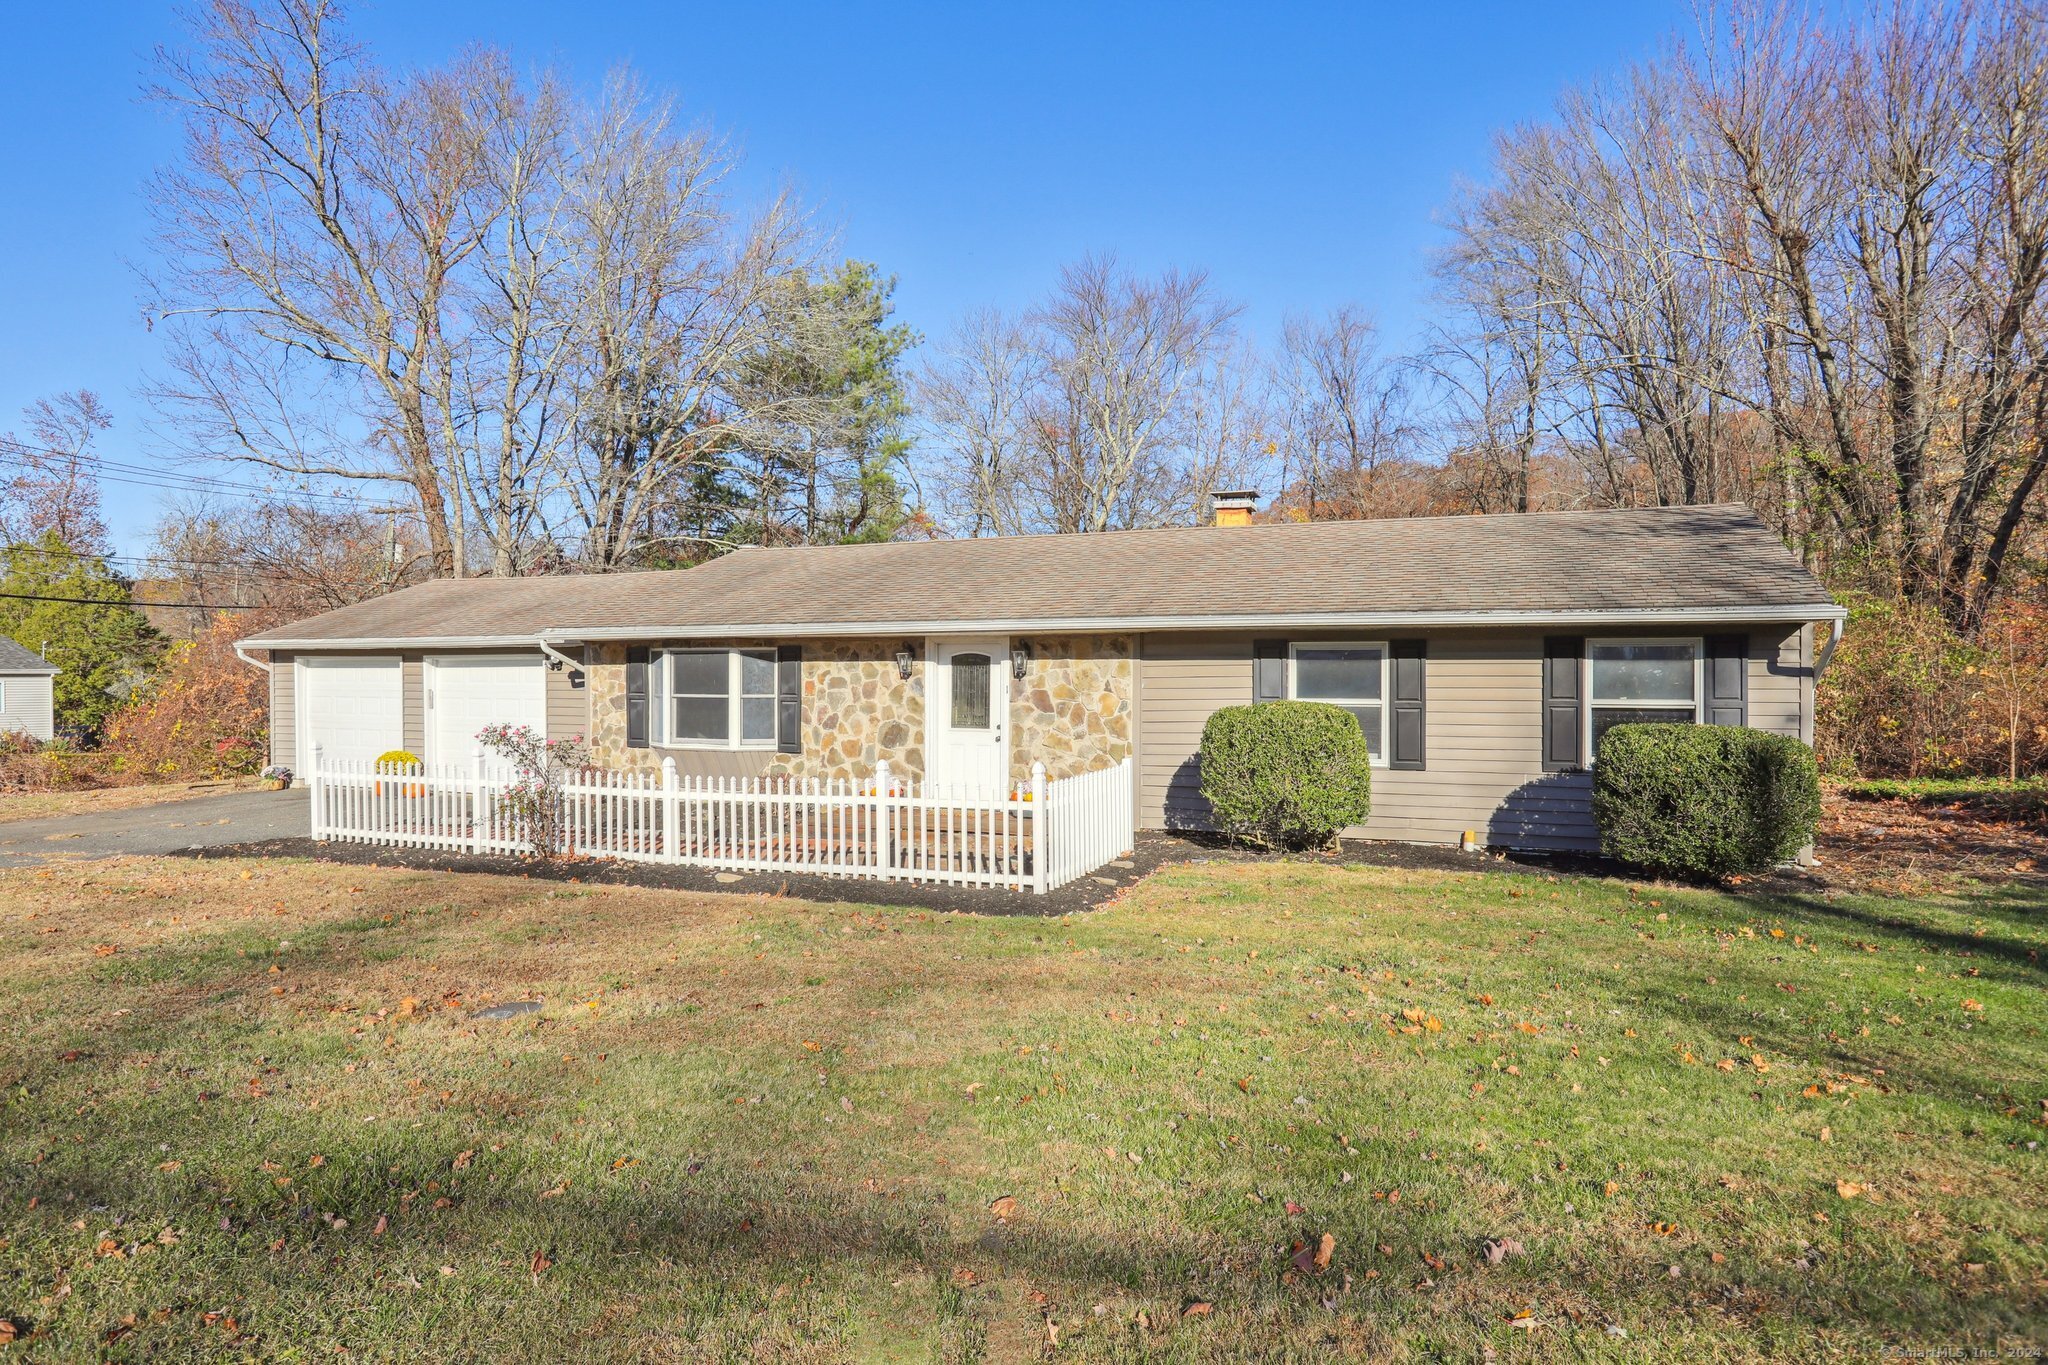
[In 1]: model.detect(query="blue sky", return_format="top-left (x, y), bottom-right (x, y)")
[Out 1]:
top-left (0, 1), bottom-right (1693, 555)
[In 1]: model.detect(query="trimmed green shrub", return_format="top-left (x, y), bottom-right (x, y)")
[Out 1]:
top-left (1592, 724), bottom-right (1822, 880)
top-left (1199, 701), bottom-right (1373, 850)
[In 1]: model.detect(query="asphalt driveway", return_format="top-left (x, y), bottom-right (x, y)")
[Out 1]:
top-left (0, 788), bottom-right (309, 867)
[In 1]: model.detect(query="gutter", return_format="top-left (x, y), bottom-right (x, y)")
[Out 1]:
top-left (241, 604), bottom-right (1849, 653)
top-left (539, 603), bottom-right (1850, 644)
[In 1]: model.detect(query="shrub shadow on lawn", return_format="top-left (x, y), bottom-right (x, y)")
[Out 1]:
top-left (1744, 886), bottom-right (2046, 979)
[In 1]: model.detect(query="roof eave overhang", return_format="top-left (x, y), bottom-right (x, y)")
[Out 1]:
top-left (235, 634), bottom-right (544, 652)
top-left (541, 603), bottom-right (1848, 642)
top-left (240, 603), bottom-right (1847, 652)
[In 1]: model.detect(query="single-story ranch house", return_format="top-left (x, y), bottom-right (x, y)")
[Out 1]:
top-left (238, 500), bottom-right (1844, 853)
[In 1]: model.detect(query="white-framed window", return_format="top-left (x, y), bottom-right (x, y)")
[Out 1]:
top-left (1585, 637), bottom-right (1701, 762)
top-left (656, 648), bottom-right (778, 749)
top-left (1288, 640), bottom-right (1388, 764)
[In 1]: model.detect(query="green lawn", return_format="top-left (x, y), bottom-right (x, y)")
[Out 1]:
top-left (1833, 775), bottom-right (2048, 812)
top-left (0, 853), bottom-right (2041, 1361)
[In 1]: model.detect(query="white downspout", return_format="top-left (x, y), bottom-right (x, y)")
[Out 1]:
top-left (536, 635), bottom-right (582, 672)
top-left (1813, 616), bottom-right (1845, 680)
top-left (234, 642), bottom-right (271, 673)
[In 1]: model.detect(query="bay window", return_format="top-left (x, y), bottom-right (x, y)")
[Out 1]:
top-left (1585, 638), bottom-right (1700, 759)
top-left (659, 648), bottom-right (778, 748)
top-left (1289, 641), bottom-right (1387, 762)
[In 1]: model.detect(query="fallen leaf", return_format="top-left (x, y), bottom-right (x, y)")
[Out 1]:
top-left (1313, 1232), bottom-right (1335, 1271)
top-left (989, 1195), bottom-right (1018, 1223)
top-left (1835, 1179), bottom-right (1866, 1200)
top-left (1181, 1301), bottom-right (1212, 1318)
top-left (452, 1149), bottom-right (475, 1171)
top-left (1480, 1237), bottom-right (1525, 1265)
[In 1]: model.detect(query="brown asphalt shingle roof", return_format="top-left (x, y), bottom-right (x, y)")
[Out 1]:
top-left (242, 504), bottom-right (1836, 647)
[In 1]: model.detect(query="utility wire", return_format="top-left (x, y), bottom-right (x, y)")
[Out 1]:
top-left (0, 589), bottom-right (260, 611)
top-left (0, 436), bottom-right (389, 509)
top-left (0, 540), bottom-right (298, 577)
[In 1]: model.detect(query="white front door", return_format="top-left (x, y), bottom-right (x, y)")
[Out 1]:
top-left (298, 656), bottom-right (403, 769)
top-left (426, 654), bottom-right (549, 765)
top-left (926, 636), bottom-right (1009, 796)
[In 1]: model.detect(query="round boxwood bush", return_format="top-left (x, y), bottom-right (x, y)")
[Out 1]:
top-left (1591, 724), bottom-right (1821, 880)
top-left (1199, 701), bottom-right (1373, 850)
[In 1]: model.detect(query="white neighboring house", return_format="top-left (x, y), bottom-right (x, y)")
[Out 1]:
top-left (0, 637), bottom-right (58, 742)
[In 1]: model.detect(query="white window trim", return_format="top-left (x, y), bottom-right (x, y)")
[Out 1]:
top-left (1583, 636), bottom-right (1703, 765)
top-left (1287, 639), bottom-right (1390, 768)
top-left (655, 647), bottom-right (779, 751)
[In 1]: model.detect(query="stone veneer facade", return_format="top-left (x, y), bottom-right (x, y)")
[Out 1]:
top-left (581, 635), bottom-right (1133, 785)
top-left (1006, 634), bottom-right (1134, 785)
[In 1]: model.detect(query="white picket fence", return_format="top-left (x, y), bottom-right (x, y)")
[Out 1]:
top-left (307, 749), bottom-right (1134, 894)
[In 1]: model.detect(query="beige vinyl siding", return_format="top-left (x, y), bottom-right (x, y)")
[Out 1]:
top-left (547, 650), bottom-right (587, 743)
top-left (1136, 631), bottom-right (1252, 833)
top-left (1137, 625), bottom-right (1818, 854)
top-left (0, 673), bottom-right (56, 743)
top-left (656, 747), bottom-right (779, 779)
top-left (1748, 625), bottom-right (1809, 742)
top-left (401, 655), bottom-right (426, 756)
top-left (269, 652), bottom-right (296, 771)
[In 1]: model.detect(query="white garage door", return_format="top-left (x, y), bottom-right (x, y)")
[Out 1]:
top-left (426, 655), bottom-right (548, 765)
top-left (299, 657), bottom-right (404, 770)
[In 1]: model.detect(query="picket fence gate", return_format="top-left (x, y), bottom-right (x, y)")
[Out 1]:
top-left (307, 748), bottom-right (1135, 894)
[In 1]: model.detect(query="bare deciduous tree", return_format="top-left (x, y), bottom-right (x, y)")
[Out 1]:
top-left (1424, 0), bottom-right (2048, 632)
top-left (0, 391), bottom-right (112, 552)
top-left (916, 256), bottom-right (1249, 534)
top-left (146, 0), bottom-right (820, 577)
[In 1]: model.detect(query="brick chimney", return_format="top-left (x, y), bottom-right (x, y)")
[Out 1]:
top-left (1209, 489), bottom-right (1259, 527)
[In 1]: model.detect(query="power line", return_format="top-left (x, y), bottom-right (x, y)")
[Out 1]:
top-left (0, 589), bottom-right (259, 611)
top-left (0, 540), bottom-right (297, 577)
top-left (0, 436), bottom-right (391, 510)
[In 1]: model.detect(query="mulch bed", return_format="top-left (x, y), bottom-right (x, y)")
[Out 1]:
top-left (180, 791), bottom-right (2048, 913)
top-left (182, 830), bottom-right (1570, 916)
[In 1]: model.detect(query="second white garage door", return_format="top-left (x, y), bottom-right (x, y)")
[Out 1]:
top-left (426, 655), bottom-right (549, 764)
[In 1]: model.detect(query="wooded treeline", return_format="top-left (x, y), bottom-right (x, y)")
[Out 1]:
top-left (5, 0), bottom-right (2044, 779)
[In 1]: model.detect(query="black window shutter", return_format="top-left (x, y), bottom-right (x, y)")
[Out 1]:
top-left (1253, 639), bottom-right (1286, 703)
top-left (1704, 634), bottom-right (1748, 727)
top-left (625, 647), bottom-right (649, 750)
top-left (1389, 639), bottom-right (1426, 770)
top-left (776, 645), bottom-right (803, 754)
top-left (1542, 636), bottom-right (1583, 771)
